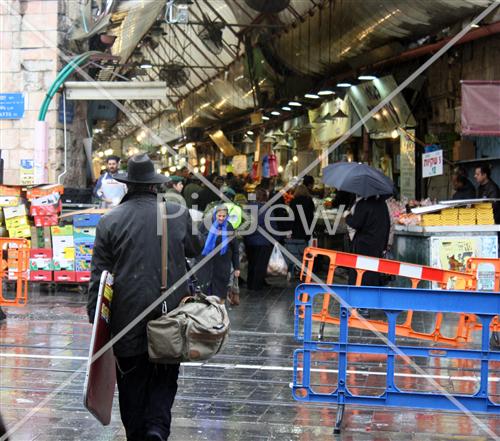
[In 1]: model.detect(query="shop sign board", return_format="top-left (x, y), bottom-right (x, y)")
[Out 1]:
top-left (0, 93), bottom-right (24, 119)
top-left (422, 150), bottom-right (443, 178)
top-left (400, 129), bottom-right (415, 200)
top-left (348, 76), bottom-right (416, 133)
top-left (430, 235), bottom-right (498, 289)
top-left (20, 159), bottom-right (34, 185)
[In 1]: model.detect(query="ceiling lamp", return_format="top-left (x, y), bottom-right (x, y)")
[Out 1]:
top-left (247, 130), bottom-right (254, 135)
top-left (139, 60), bottom-right (153, 69)
top-left (273, 129), bottom-right (285, 137)
top-left (337, 82), bottom-right (352, 88)
top-left (244, 0), bottom-right (290, 13)
top-left (262, 115), bottom-right (270, 121)
top-left (332, 109), bottom-right (348, 119)
top-left (263, 136), bottom-right (275, 143)
top-left (358, 75), bottom-right (377, 81)
top-left (317, 90), bottom-right (335, 96)
top-left (242, 135), bottom-right (253, 144)
top-left (199, 15), bottom-right (224, 55)
top-left (289, 101), bottom-right (302, 107)
top-left (271, 111), bottom-right (281, 116)
top-left (304, 93), bottom-right (320, 99)
top-left (282, 106), bottom-right (292, 111)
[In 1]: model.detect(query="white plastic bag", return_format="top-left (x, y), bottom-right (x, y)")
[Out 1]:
top-left (267, 243), bottom-right (288, 276)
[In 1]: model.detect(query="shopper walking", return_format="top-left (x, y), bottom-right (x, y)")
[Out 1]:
top-left (244, 187), bottom-right (275, 291)
top-left (197, 205), bottom-right (240, 302)
top-left (88, 154), bottom-right (201, 441)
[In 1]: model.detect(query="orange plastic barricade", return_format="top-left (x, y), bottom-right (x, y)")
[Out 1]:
top-left (0, 238), bottom-right (30, 307)
top-left (300, 247), bottom-right (478, 346)
top-left (466, 257), bottom-right (500, 292)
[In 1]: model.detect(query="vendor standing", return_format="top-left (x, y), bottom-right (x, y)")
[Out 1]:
top-left (94, 155), bottom-right (127, 208)
top-left (474, 165), bottom-right (500, 223)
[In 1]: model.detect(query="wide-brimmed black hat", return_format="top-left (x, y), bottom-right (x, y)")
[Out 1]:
top-left (114, 153), bottom-right (170, 184)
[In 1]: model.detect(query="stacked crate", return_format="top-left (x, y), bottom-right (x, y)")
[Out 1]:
top-left (51, 225), bottom-right (75, 282)
top-left (475, 203), bottom-right (495, 225)
top-left (27, 184), bottom-right (63, 227)
top-left (458, 208), bottom-right (476, 225)
top-left (73, 214), bottom-right (100, 283)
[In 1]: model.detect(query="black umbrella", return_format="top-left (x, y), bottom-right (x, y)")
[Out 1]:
top-left (322, 162), bottom-right (395, 198)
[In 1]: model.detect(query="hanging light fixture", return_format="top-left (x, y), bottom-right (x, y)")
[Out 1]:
top-left (304, 93), bottom-right (320, 99)
top-left (358, 75), bottom-right (377, 81)
top-left (337, 82), bottom-right (352, 88)
top-left (317, 90), bottom-right (335, 96)
top-left (273, 128), bottom-right (285, 137)
top-left (262, 115), bottom-right (270, 121)
top-left (271, 111), bottom-right (281, 116)
top-left (288, 101), bottom-right (302, 107)
top-left (332, 109), bottom-right (348, 119)
top-left (282, 106), bottom-right (292, 111)
top-left (140, 60), bottom-right (153, 69)
top-left (242, 135), bottom-right (253, 144)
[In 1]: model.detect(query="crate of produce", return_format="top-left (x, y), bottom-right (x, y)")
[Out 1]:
top-left (75, 271), bottom-right (91, 283)
top-left (73, 227), bottom-right (97, 242)
top-left (34, 215), bottom-right (59, 227)
top-left (5, 216), bottom-right (29, 229)
top-left (30, 270), bottom-right (53, 282)
top-left (3, 204), bottom-right (27, 219)
top-left (0, 196), bottom-right (20, 207)
top-left (73, 214), bottom-right (101, 228)
top-left (51, 225), bottom-right (74, 236)
top-left (26, 184), bottom-right (64, 200)
top-left (30, 202), bottom-right (61, 216)
top-left (53, 271), bottom-right (76, 283)
top-left (8, 225), bottom-right (31, 238)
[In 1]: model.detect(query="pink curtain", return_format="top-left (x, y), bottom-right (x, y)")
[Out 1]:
top-left (461, 81), bottom-right (500, 136)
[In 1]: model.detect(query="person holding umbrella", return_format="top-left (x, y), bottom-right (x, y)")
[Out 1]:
top-left (322, 163), bottom-right (393, 314)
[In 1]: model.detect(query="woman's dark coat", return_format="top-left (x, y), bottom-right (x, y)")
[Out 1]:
top-left (87, 191), bottom-right (202, 357)
top-left (196, 222), bottom-right (239, 297)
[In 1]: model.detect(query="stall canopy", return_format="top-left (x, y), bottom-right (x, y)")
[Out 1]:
top-left (461, 81), bottom-right (500, 136)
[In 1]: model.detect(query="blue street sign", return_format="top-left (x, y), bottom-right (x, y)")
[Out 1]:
top-left (0, 93), bottom-right (25, 119)
top-left (58, 94), bottom-right (75, 124)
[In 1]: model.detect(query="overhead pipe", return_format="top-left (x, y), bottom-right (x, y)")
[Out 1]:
top-left (371, 20), bottom-right (500, 69)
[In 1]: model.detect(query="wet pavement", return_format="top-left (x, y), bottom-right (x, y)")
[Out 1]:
top-left (1, 279), bottom-right (499, 440)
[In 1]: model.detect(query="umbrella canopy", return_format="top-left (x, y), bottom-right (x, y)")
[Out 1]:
top-left (322, 162), bottom-right (395, 198)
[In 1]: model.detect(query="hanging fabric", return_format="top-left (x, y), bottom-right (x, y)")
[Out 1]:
top-left (262, 154), bottom-right (270, 178)
top-left (268, 153), bottom-right (278, 177)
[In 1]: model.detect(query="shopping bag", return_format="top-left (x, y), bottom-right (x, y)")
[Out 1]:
top-left (267, 243), bottom-right (288, 276)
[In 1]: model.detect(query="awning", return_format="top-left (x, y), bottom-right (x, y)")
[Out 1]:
top-left (461, 81), bottom-right (500, 136)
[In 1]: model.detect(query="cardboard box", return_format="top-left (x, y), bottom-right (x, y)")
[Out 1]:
top-left (53, 271), bottom-right (76, 282)
top-left (26, 184), bottom-right (64, 200)
top-left (30, 202), bottom-right (61, 216)
top-left (52, 258), bottom-right (75, 271)
top-left (30, 270), bottom-right (52, 282)
top-left (75, 258), bottom-right (92, 272)
top-left (0, 196), bottom-right (20, 207)
top-left (52, 236), bottom-right (75, 262)
top-left (452, 140), bottom-right (475, 161)
top-left (75, 271), bottom-right (91, 283)
top-left (0, 186), bottom-right (21, 197)
top-left (8, 225), bottom-right (31, 238)
top-left (73, 214), bottom-right (101, 227)
top-left (3, 205), bottom-right (27, 219)
top-left (75, 243), bottom-right (94, 257)
top-left (74, 227), bottom-right (96, 241)
top-left (5, 216), bottom-right (29, 229)
top-left (51, 225), bottom-right (74, 236)
top-left (34, 215), bottom-right (59, 227)
top-left (29, 248), bottom-right (53, 271)
top-left (30, 227), bottom-right (52, 248)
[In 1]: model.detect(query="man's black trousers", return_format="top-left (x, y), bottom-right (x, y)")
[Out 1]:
top-left (115, 353), bottom-right (179, 441)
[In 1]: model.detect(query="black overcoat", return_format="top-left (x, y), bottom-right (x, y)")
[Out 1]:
top-left (87, 191), bottom-right (202, 357)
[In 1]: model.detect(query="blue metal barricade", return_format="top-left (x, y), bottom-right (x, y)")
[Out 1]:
top-left (293, 284), bottom-right (500, 434)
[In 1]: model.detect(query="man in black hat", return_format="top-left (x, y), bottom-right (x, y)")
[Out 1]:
top-left (88, 154), bottom-right (202, 441)
top-left (93, 155), bottom-right (127, 208)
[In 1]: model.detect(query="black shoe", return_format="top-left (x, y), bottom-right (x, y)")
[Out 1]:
top-left (145, 430), bottom-right (164, 441)
top-left (0, 308), bottom-right (6, 323)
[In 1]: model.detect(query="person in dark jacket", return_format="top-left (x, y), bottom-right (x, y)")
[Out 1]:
top-left (285, 185), bottom-right (315, 276)
top-left (87, 154), bottom-right (201, 441)
top-left (345, 196), bottom-right (390, 287)
top-left (197, 175), bottom-right (224, 211)
top-left (244, 187), bottom-right (275, 291)
top-left (0, 411), bottom-right (8, 440)
top-left (475, 165), bottom-right (500, 223)
top-left (452, 174), bottom-right (476, 200)
top-left (197, 205), bottom-right (239, 301)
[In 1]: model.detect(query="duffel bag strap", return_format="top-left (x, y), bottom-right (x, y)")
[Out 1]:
top-left (160, 201), bottom-right (168, 290)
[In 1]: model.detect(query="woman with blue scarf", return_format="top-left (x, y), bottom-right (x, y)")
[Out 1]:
top-left (197, 205), bottom-right (240, 303)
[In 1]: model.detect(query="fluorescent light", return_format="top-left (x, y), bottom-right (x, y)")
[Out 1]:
top-left (97, 151), bottom-right (104, 158)
top-left (358, 75), bottom-right (377, 81)
top-left (337, 82), bottom-right (352, 88)
top-left (271, 111), bottom-right (281, 116)
top-left (470, 23), bottom-right (480, 28)
top-left (288, 101), bottom-right (302, 107)
top-left (317, 90), bottom-right (335, 96)
top-left (262, 116), bottom-right (270, 121)
top-left (247, 130), bottom-right (254, 135)
top-left (140, 61), bottom-right (153, 69)
top-left (278, 165), bottom-right (284, 173)
top-left (200, 158), bottom-right (206, 165)
top-left (282, 106), bottom-right (292, 111)
top-left (304, 93), bottom-right (320, 99)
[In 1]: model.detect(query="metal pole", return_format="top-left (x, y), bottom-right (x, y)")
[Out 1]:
top-left (57, 91), bottom-right (68, 184)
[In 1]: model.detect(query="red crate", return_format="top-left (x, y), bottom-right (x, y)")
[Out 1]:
top-left (30, 201), bottom-right (61, 216)
top-left (29, 248), bottom-right (53, 259)
top-left (34, 215), bottom-right (59, 227)
top-left (54, 271), bottom-right (76, 282)
top-left (75, 271), bottom-right (91, 283)
top-left (30, 270), bottom-right (52, 282)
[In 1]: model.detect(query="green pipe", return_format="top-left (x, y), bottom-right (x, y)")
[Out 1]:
top-left (38, 53), bottom-right (88, 120)
top-left (38, 51), bottom-right (101, 121)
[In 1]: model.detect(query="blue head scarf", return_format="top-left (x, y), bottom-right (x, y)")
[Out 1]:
top-left (202, 207), bottom-right (229, 256)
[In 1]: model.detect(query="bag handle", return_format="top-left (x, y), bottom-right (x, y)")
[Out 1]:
top-left (160, 202), bottom-right (168, 290)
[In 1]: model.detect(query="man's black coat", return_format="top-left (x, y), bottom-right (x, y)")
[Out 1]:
top-left (87, 191), bottom-right (201, 357)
